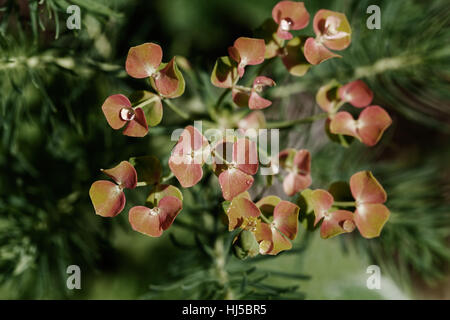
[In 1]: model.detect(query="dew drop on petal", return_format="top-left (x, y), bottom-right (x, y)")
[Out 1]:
top-left (280, 18), bottom-right (293, 31)
top-left (343, 220), bottom-right (355, 232)
top-left (120, 108), bottom-right (135, 121)
top-left (149, 207), bottom-right (161, 216)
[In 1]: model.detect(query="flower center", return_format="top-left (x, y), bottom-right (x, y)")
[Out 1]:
top-left (242, 217), bottom-right (258, 232)
top-left (280, 18), bottom-right (293, 31)
top-left (120, 108), bottom-right (135, 121)
top-left (149, 207), bottom-right (161, 216)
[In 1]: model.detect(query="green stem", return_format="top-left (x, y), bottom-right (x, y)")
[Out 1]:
top-left (133, 96), bottom-right (159, 109)
top-left (214, 237), bottom-right (234, 300)
top-left (216, 88), bottom-right (231, 108)
top-left (259, 212), bottom-right (272, 224)
top-left (266, 112), bottom-right (328, 129)
top-left (163, 99), bottom-right (189, 120)
top-left (333, 201), bottom-right (356, 207)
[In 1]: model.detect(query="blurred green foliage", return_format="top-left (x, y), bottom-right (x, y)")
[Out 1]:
top-left (0, 0), bottom-right (449, 299)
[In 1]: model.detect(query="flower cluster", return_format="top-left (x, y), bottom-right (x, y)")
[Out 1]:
top-left (101, 43), bottom-right (185, 137)
top-left (89, 1), bottom-right (392, 257)
top-left (256, 1), bottom-right (352, 77)
top-left (226, 192), bottom-right (299, 256)
top-left (90, 158), bottom-right (184, 238)
top-left (317, 79), bottom-right (392, 146)
top-left (211, 37), bottom-right (276, 110)
top-left (304, 171), bottom-right (390, 239)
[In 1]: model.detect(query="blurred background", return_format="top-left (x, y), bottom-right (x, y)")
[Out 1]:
top-left (0, 0), bottom-right (449, 299)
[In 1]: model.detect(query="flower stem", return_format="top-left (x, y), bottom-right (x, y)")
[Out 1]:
top-left (266, 112), bottom-right (328, 129)
top-left (333, 201), bottom-right (356, 207)
top-left (163, 99), bottom-right (189, 120)
top-left (215, 88), bottom-right (231, 109)
top-left (259, 212), bottom-right (272, 224)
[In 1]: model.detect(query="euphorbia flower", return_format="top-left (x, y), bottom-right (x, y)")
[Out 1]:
top-left (254, 196), bottom-right (299, 255)
top-left (89, 161), bottom-right (137, 217)
top-left (278, 149), bottom-right (312, 196)
top-left (232, 76), bottom-right (275, 110)
top-left (101, 94), bottom-right (149, 137)
top-left (125, 42), bottom-right (185, 98)
top-left (169, 126), bottom-right (210, 188)
top-left (129, 193), bottom-right (183, 237)
top-left (338, 80), bottom-right (373, 108)
top-left (125, 42), bottom-right (162, 79)
top-left (214, 138), bottom-right (258, 200)
top-left (228, 37), bottom-right (265, 77)
top-left (304, 10), bottom-right (351, 65)
top-left (225, 193), bottom-right (299, 255)
top-left (330, 106), bottom-right (392, 146)
top-left (309, 189), bottom-right (355, 239)
top-left (272, 1), bottom-right (310, 40)
top-left (350, 171), bottom-right (390, 238)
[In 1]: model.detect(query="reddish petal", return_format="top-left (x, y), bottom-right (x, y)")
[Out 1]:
top-left (123, 107), bottom-right (148, 137)
top-left (283, 172), bottom-right (312, 196)
top-left (229, 37), bottom-right (265, 77)
top-left (168, 155), bottom-right (203, 188)
top-left (309, 189), bottom-right (334, 226)
top-left (313, 10), bottom-right (351, 50)
top-left (125, 43), bottom-right (162, 79)
top-left (354, 204), bottom-right (390, 238)
top-left (304, 37), bottom-right (341, 65)
top-left (256, 223), bottom-right (292, 255)
top-left (128, 206), bottom-right (162, 237)
top-left (329, 111), bottom-right (358, 138)
top-left (152, 58), bottom-right (185, 98)
top-left (233, 138), bottom-right (258, 175)
top-left (272, 1), bottom-right (310, 30)
top-left (273, 201), bottom-right (299, 240)
top-left (294, 149), bottom-right (311, 174)
top-left (253, 76), bottom-right (275, 88)
top-left (226, 196), bottom-right (261, 231)
top-left (101, 94), bottom-right (130, 130)
top-left (338, 80), bottom-right (373, 108)
top-left (357, 106), bottom-right (392, 146)
top-left (232, 89), bottom-right (250, 107)
top-left (101, 161), bottom-right (137, 189)
top-left (219, 169), bottom-right (254, 201)
top-left (157, 196), bottom-right (183, 231)
top-left (320, 209), bottom-right (355, 239)
top-left (178, 125), bottom-right (209, 153)
top-left (249, 92), bottom-right (272, 110)
top-left (350, 171), bottom-right (387, 204)
top-left (89, 180), bottom-right (125, 217)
